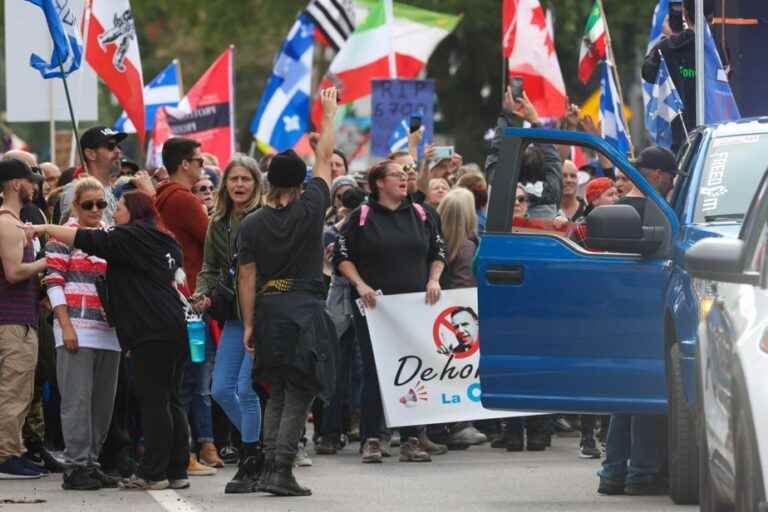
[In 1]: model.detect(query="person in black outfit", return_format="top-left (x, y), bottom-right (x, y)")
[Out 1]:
top-left (334, 156), bottom-right (447, 464)
top-left (26, 191), bottom-right (189, 491)
top-left (236, 88), bottom-right (339, 497)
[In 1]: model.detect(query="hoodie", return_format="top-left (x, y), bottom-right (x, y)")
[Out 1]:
top-left (155, 181), bottom-right (209, 292)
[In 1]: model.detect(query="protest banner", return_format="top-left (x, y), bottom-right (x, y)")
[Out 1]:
top-left (370, 79), bottom-right (433, 158)
top-left (365, 288), bottom-right (535, 428)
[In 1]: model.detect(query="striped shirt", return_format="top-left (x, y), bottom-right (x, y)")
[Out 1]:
top-left (45, 220), bottom-right (120, 351)
top-left (0, 210), bottom-right (39, 326)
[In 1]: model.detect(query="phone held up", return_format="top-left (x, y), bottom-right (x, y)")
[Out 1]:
top-left (409, 115), bottom-right (422, 134)
top-left (433, 146), bottom-right (454, 161)
top-left (509, 76), bottom-right (524, 100)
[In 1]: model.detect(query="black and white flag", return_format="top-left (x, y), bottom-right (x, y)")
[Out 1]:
top-left (304, 0), bottom-right (355, 51)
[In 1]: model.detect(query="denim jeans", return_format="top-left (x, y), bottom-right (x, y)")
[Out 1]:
top-left (181, 327), bottom-right (215, 444)
top-left (598, 414), bottom-right (667, 485)
top-left (211, 320), bottom-right (262, 443)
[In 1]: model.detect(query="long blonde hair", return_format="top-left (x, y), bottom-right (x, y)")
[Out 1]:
top-left (211, 153), bottom-right (262, 222)
top-left (437, 188), bottom-right (477, 263)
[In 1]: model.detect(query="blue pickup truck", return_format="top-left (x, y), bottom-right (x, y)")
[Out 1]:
top-left (477, 119), bottom-right (768, 504)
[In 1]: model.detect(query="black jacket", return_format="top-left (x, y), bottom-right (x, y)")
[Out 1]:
top-left (74, 221), bottom-right (186, 350)
top-left (484, 112), bottom-right (562, 209)
top-left (333, 198), bottom-right (447, 296)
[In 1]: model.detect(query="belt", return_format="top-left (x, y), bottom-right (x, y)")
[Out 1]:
top-left (258, 278), bottom-right (324, 297)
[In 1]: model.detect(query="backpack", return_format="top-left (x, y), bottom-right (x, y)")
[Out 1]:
top-left (358, 202), bottom-right (427, 227)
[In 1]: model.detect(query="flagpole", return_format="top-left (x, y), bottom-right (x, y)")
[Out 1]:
top-left (383, 0), bottom-right (397, 78)
top-left (58, 62), bottom-right (87, 167)
top-left (71, 0), bottom-right (93, 167)
top-left (598, 0), bottom-right (635, 157)
top-left (229, 45), bottom-right (236, 159)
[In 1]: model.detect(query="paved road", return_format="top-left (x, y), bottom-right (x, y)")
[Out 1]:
top-left (0, 436), bottom-right (697, 512)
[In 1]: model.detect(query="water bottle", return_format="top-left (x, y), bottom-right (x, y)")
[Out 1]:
top-left (186, 313), bottom-right (206, 363)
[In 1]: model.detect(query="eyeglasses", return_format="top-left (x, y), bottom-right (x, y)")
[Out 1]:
top-left (101, 142), bottom-right (120, 151)
top-left (79, 199), bottom-right (108, 211)
top-left (195, 185), bottom-right (214, 193)
top-left (515, 195), bottom-right (528, 204)
top-left (186, 157), bottom-right (205, 167)
top-left (385, 171), bottom-right (408, 180)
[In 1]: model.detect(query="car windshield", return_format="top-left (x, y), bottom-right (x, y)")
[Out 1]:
top-left (694, 133), bottom-right (768, 223)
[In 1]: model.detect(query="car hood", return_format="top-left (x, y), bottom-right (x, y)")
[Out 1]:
top-left (685, 222), bottom-right (742, 247)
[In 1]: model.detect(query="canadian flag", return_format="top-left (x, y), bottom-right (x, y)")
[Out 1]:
top-left (503, 0), bottom-right (566, 120)
top-left (85, 0), bottom-right (145, 142)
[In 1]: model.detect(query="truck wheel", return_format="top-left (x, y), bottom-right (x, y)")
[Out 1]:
top-left (667, 344), bottom-right (699, 505)
top-left (734, 391), bottom-right (766, 511)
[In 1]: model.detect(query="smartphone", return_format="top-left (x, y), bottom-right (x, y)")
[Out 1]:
top-left (433, 146), bottom-right (454, 161)
top-left (669, 0), bottom-right (683, 33)
top-left (409, 115), bottom-right (422, 134)
top-left (510, 76), bottom-right (524, 100)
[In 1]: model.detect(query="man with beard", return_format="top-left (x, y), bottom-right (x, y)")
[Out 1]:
top-left (0, 159), bottom-right (47, 479)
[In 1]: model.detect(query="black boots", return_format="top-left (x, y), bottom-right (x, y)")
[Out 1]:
top-left (252, 453), bottom-right (274, 492)
top-left (264, 460), bottom-right (311, 497)
top-left (224, 443), bottom-right (264, 494)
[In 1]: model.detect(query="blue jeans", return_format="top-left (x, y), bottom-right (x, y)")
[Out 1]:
top-left (598, 414), bottom-right (667, 485)
top-left (211, 320), bottom-right (262, 443)
top-left (181, 332), bottom-right (215, 443)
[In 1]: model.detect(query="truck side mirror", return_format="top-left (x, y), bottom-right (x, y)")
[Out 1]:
top-left (684, 238), bottom-right (759, 285)
top-left (586, 205), bottom-right (664, 256)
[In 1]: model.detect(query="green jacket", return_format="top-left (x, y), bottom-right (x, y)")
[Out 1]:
top-left (195, 209), bottom-right (254, 320)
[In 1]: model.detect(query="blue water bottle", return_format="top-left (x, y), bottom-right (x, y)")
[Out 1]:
top-left (186, 313), bottom-right (206, 363)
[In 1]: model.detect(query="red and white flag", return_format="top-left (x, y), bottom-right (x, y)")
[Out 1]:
top-left (85, 0), bottom-right (145, 142)
top-left (503, 0), bottom-right (566, 120)
top-left (151, 47), bottom-right (235, 167)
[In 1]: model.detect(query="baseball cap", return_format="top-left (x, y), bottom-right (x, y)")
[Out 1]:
top-left (0, 159), bottom-right (43, 184)
top-left (81, 126), bottom-right (127, 150)
top-left (632, 146), bottom-right (678, 175)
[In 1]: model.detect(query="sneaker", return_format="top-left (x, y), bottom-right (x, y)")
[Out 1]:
top-left (417, 430), bottom-right (447, 455)
top-left (169, 478), bottom-right (190, 490)
top-left (89, 467), bottom-right (120, 488)
top-left (62, 467), bottom-right (102, 491)
top-left (219, 445), bottom-right (239, 465)
top-left (187, 454), bottom-right (217, 476)
top-left (399, 437), bottom-right (431, 463)
top-left (448, 426), bottom-right (488, 446)
top-left (119, 475), bottom-right (169, 491)
top-left (17, 455), bottom-right (49, 475)
top-left (0, 456), bottom-right (44, 479)
top-left (294, 443), bottom-right (312, 467)
top-left (198, 442), bottom-right (224, 468)
top-left (361, 438), bottom-right (383, 463)
top-left (578, 436), bottom-right (601, 459)
top-left (624, 478), bottom-right (668, 496)
top-left (315, 436), bottom-right (338, 455)
top-left (597, 476), bottom-right (625, 495)
top-left (24, 445), bottom-right (65, 473)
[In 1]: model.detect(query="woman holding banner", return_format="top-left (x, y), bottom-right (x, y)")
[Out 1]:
top-left (334, 159), bottom-right (447, 464)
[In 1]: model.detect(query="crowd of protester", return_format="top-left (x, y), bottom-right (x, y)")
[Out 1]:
top-left (0, 80), bottom-right (680, 498)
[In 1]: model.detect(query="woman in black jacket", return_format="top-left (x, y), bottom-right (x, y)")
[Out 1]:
top-left (333, 159), bottom-right (447, 464)
top-left (26, 191), bottom-right (189, 491)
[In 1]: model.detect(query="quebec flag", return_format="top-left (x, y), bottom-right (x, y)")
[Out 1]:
top-left (26, 0), bottom-right (83, 79)
top-left (388, 119), bottom-right (409, 153)
top-left (600, 62), bottom-right (631, 156)
top-left (642, 0), bottom-right (668, 134)
top-left (646, 54), bottom-right (684, 149)
top-left (703, 24), bottom-right (740, 124)
top-left (115, 60), bottom-right (181, 134)
top-left (250, 13), bottom-right (314, 152)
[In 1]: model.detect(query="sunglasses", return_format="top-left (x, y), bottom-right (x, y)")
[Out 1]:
top-left (80, 199), bottom-right (108, 211)
top-left (101, 142), bottom-right (120, 151)
top-left (195, 185), bottom-right (214, 193)
top-left (515, 195), bottom-right (528, 204)
top-left (402, 163), bottom-right (417, 172)
top-left (187, 157), bottom-right (205, 167)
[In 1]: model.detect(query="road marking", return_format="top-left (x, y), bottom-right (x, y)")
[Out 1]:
top-left (148, 490), bottom-right (201, 512)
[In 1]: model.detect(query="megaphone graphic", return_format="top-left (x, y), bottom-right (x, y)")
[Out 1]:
top-left (398, 382), bottom-right (428, 408)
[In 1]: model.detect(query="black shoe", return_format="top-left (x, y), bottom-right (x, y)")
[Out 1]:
top-left (225, 455), bottom-right (264, 494)
top-left (597, 476), bottom-right (625, 495)
top-left (504, 436), bottom-right (524, 452)
top-left (578, 436), bottom-right (601, 459)
top-left (24, 445), bottom-right (64, 473)
top-left (624, 478), bottom-right (668, 496)
top-left (264, 461), bottom-right (311, 497)
top-left (253, 454), bottom-right (274, 492)
top-left (315, 435), bottom-right (339, 455)
top-left (90, 467), bottom-right (120, 488)
top-left (526, 432), bottom-right (548, 451)
top-left (62, 467), bottom-right (102, 491)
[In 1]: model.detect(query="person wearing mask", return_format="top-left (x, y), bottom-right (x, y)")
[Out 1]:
top-left (154, 137), bottom-right (216, 477)
top-left (25, 191), bottom-right (190, 491)
top-left (236, 88), bottom-right (339, 497)
top-left (426, 177), bottom-right (450, 209)
top-left (192, 154), bottom-right (264, 494)
top-left (0, 160), bottom-right (47, 480)
top-left (334, 156), bottom-right (447, 464)
top-left (486, 89), bottom-right (562, 219)
top-left (193, 177), bottom-right (216, 215)
top-left (560, 160), bottom-right (587, 222)
top-left (456, 172), bottom-right (489, 233)
top-left (44, 178), bottom-right (122, 491)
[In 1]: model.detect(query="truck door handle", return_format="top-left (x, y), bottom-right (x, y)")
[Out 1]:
top-left (486, 266), bottom-right (524, 285)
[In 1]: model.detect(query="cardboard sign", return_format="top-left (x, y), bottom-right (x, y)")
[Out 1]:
top-left (370, 79), bottom-right (434, 158)
top-left (365, 288), bottom-right (535, 427)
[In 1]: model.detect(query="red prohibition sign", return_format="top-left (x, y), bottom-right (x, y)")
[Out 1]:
top-left (432, 306), bottom-right (480, 359)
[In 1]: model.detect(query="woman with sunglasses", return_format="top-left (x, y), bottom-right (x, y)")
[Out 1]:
top-left (27, 191), bottom-right (188, 491)
top-left (44, 178), bottom-right (121, 491)
top-left (193, 177), bottom-right (216, 214)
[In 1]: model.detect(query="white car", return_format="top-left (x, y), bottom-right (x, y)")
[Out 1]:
top-left (685, 169), bottom-right (768, 511)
